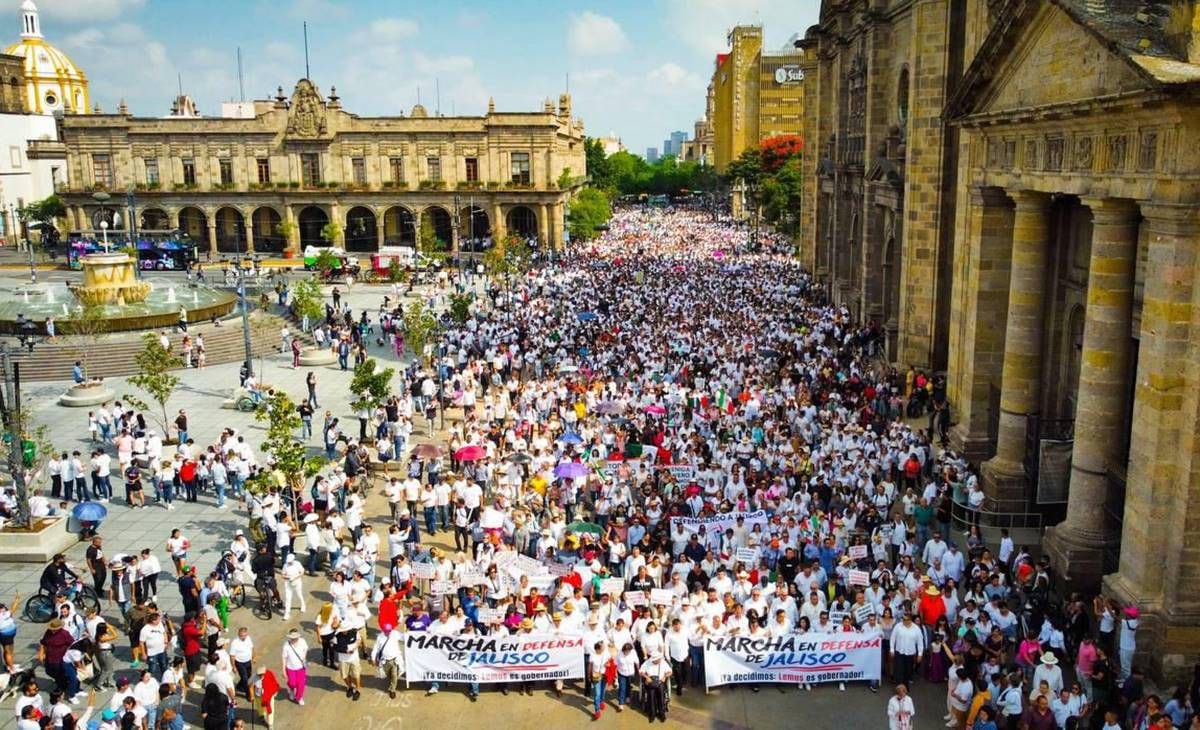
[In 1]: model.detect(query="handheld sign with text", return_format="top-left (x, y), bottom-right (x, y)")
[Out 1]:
top-left (430, 580), bottom-right (455, 595)
top-left (624, 590), bottom-right (648, 607)
top-left (847, 569), bottom-right (870, 587)
top-left (650, 588), bottom-right (675, 606)
top-left (847, 545), bottom-right (868, 560)
top-left (598, 577), bottom-right (624, 596)
top-left (412, 562), bottom-right (437, 580)
top-left (735, 547), bottom-right (759, 564)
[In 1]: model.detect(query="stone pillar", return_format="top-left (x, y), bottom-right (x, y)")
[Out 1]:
top-left (947, 186), bottom-right (1013, 464)
top-left (450, 215), bottom-right (460, 256)
top-left (491, 202), bottom-right (506, 241)
top-left (284, 206), bottom-right (298, 254)
top-left (551, 201), bottom-right (565, 251)
top-left (1104, 202), bottom-right (1199, 684)
top-left (981, 190), bottom-right (1051, 509)
top-left (244, 217), bottom-right (256, 254)
top-left (537, 203), bottom-right (550, 248)
top-left (329, 202), bottom-right (343, 247)
top-left (206, 219), bottom-right (218, 256)
top-left (1045, 198), bottom-right (1139, 587)
top-left (375, 216), bottom-right (385, 250)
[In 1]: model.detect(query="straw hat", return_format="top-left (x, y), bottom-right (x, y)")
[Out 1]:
top-left (924, 584), bottom-right (941, 597)
top-left (519, 618), bottom-right (534, 630)
top-left (1040, 653), bottom-right (1059, 666)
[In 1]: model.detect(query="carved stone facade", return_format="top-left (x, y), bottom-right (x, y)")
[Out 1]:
top-left (943, 0), bottom-right (1200, 683)
top-left (804, 0), bottom-right (994, 366)
top-left (57, 79), bottom-right (585, 254)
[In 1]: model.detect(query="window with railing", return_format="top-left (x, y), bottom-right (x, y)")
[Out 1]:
top-left (219, 159), bottom-right (233, 185)
top-left (92, 153), bottom-right (112, 188)
top-left (465, 157), bottom-right (479, 182)
top-left (352, 157), bottom-right (366, 184)
top-left (389, 156), bottom-right (403, 183)
top-left (426, 156), bottom-right (441, 181)
top-left (256, 158), bottom-right (270, 184)
top-left (510, 152), bottom-right (530, 185)
top-left (145, 158), bottom-right (159, 185)
top-left (181, 158), bottom-right (196, 185)
top-left (301, 153), bottom-right (321, 186)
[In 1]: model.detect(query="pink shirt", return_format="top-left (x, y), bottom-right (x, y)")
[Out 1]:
top-left (1075, 641), bottom-right (1097, 674)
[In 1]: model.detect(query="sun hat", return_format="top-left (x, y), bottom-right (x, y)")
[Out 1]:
top-left (1040, 653), bottom-right (1059, 665)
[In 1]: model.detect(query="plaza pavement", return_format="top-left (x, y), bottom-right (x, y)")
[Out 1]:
top-left (1, 276), bottom-right (946, 729)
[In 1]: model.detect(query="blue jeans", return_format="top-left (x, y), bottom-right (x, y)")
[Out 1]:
top-left (301, 418), bottom-right (312, 439)
top-left (617, 675), bottom-right (632, 706)
top-left (161, 481), bottom-right (174, 505)
top-left (468, 681), bottom-right (479, 697)
top-left (306, 548), bottom-right (319, 574)
top-left (424, 507), bottom-right (437, 535)
top-left (147, 651), bottom-right (168, 680)
top-left (688, 645), bottom-right (704, 686)
top-left (592, 677), bottom-right (606, 713)
top-left (178, 430), bottom-right (188, 444)
top-left (325, 443), bottom-right (337, 460)
top-left (214, 481), bottom-right (226, 507)
top-left (144, 703), bottom-right (158, 730)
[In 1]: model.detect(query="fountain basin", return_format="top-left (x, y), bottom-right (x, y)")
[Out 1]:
top-left (0, 282), bottom-right (237, 334)
top-left (59, 382), bottom-right (115, 407)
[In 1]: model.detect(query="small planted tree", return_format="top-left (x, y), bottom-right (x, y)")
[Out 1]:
top-left (313, 248), bottom-right (340, 278)
top-left (448, 292), bottom-right (473, 324)
top-left (290, 277), bottom-right (324, 330)
top-left (417, 218), bottom-right (446, 262)
top-left (251, 390), bottom-right (325, 495)
top-left (65, 304), bottom-right (108, 380)
top-left (386, 257), bottom-right (407, 283)
top-left (124, 332), bottom-right (182, 436)
top-left (348, 358), bottom-right (395, 429)
top-left (402, 300), bottom-right (440, 365)
top-left (275, 220), bottom-right (297, 251)
top-left (320, 222), bottom-right (343, 247)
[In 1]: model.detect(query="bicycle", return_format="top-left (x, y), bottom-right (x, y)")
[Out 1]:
top-left (23, 583), bottom-right (101, 623)
top-left (252, 578), bottom-right (283, 621)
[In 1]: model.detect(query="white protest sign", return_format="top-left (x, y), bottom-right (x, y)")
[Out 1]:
top-left (625, 590), bottom-right (648, 607)
top-left (848, 569), bottom-right (870, 587)
top-left (412, 562), bottom-right (437, 580)
top-left (430, 580), bottom-right (455, 595)
top-left (650, 588), bottom-right (675, 606)
top-left (735, 547), bottom-right (759, 565)
top-left (597, 577), bottom-right (624, 596)
top-left (848, 545), bottom-right (868, 560)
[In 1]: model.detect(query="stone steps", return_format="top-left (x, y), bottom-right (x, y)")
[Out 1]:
top-left (7, 311), bottom-right (294, 381)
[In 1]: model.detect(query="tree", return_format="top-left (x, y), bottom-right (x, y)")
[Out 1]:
top-left (320, 222), bottom-right (342, 246)
top-left (19, 194), bottom-right (66, 231)
top-left (482, 235), bottom-right (532, 280)
top-left (417, 217), bottom-right (446, 259)
top-left (348, 358), bottom-right (395, 414)
top-left (760, 156), bottom-right (805, 237)
top-left (313, 248), bottom-right (340, 277)
top-left (759, 134), bottom-right (805, 173)
top-left (585, 137), bottom-right (612, 190)
top-left (124, 332), bottom-right (182, 437)
top-left (252, 390), bottom-right (325, 493)
top-left (64, 304), bottom-right (108, 380)
top-left (275, 220), bottom-right (297, 249)
top-left (448, 292), bottom-right (473, 324)
top-left (289, 277), bottom-right (324, 328)
top-left (568, 187), bottom-right (612, 241)
top-left (402, 300), bottom-right (440, 365)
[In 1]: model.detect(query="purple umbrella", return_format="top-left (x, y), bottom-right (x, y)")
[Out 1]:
top-left (554, 462), bottom-right (589, 480)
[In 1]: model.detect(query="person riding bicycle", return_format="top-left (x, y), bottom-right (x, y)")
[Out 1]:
top-left (39, 553), bottom-right (79, 598)
top-left (250, 544), bottom-right (281, 606)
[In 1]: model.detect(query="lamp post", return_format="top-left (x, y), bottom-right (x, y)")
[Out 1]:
top-left (99, 220), bottom-right (109, 252)
top-left (0, 344), bottom-right (30, 530)
top-left (234, 220), bottom-right (254, 379)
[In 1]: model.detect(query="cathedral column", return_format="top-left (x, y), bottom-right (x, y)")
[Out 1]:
top-left (329, 202), bottom-right (343, 247)
top-left (284, 205), bottom-right (298, 254)
top-left (981, 190), bottom-right (1050, 509)
top-left (1045, 198), bottom-right (1138, 587)
top-left (948, 186), bottom-right (1013, 464)
top-left (244, 218), bottom-right (255, 254)
top-left (491, 202), bottom-right (506, 241)
top-left (206, 218), bottom-right (217, 256)
top-left (537, 203), bottom-right (550, 248)
top-left (551, 201), bottom-right (565, 251)
top-left (375, 213), bottom-right (385, 250)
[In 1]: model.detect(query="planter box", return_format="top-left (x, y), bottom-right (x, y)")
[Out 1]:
top-left (0, 516), bottom-right (76, 563)
top-left (58, 383), bottom-right (115, 407)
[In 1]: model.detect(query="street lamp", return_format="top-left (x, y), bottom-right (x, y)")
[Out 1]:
top-left (234, 220), bottom-right (254, 380)
top-left (99, 220), bottom-right (109, 252)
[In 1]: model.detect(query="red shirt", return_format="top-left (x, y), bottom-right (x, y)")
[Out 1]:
top-left (181, 619), bottom-right (203, 656)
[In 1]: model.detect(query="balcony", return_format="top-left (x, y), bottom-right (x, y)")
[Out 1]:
top-left (26, 139), bottom-right (66, 160)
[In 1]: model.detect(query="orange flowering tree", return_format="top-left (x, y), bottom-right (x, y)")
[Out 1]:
top-left (759, 135), bottom-right (804, 173)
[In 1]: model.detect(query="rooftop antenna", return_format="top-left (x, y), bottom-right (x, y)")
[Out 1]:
top-left (566, 72), bottom-right (570, 93)
top-left (177, 73), bottom-right (183, 98)
top-left (237, 47), bottom-right (245, 102)
top-left (417, 87), bottom-right (422, 106)
top-left (303, 21), bottom-right (311, 79)
top-left (436, 78), bottom-right (441, 116)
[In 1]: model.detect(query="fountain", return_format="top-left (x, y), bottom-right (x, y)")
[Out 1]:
top-left (60, 303), bottom-right (68, 316)
top-left (22, 291), bottom-right (28, 304)
top-left (70, 252), bottom-right (152, 306)
top-left (192, 291), bottom-right (199, 305)
top-left (166, 286), bottom-right (177, 304)
top-left (45, 288), bottom-right (55, 304)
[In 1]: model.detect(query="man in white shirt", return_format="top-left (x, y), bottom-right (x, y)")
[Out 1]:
top-left (228, 627), bottom-right (256, 699)
top-left (888, 613), bottom-right (925, 688)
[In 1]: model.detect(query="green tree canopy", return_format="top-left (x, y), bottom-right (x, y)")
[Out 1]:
top-left (568, 187), bottom-right (613, 241)
top-left (123, 332), bottom-right (183, 436)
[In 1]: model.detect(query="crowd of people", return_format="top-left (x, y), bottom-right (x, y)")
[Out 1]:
top-left (5, 207), bottom-right (1199, 730)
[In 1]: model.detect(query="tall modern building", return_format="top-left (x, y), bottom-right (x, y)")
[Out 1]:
top-left (710, 25), bottom-right (814, 172)
top-left (645, 147), bottom-right (659, 163)
top-left (662, 130), bottom-right (687, 157)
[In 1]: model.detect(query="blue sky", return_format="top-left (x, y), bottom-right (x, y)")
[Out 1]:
top-left (8, 0), bottom-right (819, 155)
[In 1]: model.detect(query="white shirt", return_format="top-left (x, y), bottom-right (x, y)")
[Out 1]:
top-left (229, 635), bottom-right (254, 663)
top-left (889, 621), bottom-right (925, 657)
top-left (139, 622), bottom-right (168, 656)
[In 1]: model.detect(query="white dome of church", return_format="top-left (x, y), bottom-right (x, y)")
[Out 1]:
top-left (4, 0), bottom-right (90, 115)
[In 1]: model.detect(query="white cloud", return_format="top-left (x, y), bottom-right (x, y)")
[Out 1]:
top-left (30, 0), bottom-right (146, 23)
top-left (367, 17), bottom-right (418, 42)
top-left (647, 62), bottom-right (704, 91)
top-left (284, 0), bottom-right (348, 20)
top-left (568, 11), bottom-right (629, 56)
top-left (664, 0), bottom-right (818, 55)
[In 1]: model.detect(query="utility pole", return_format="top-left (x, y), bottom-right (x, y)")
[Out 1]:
top-left (0, 346), bottom-right (30, 530)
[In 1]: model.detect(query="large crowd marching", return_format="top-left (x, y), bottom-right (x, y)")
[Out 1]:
top-left (3, 207), bottom-right (1198, 730)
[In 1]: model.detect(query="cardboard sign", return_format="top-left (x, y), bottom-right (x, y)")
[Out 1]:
top-left (458, 568), bottom-right (488, 586)
top-left (853, 604), bottom-right (875, 625)
top-left (597, 577), bottom-right (624, 596)
top-left (430, 579), bottom-right (455, 595)
top-left (848, 545), bottom-right (868, 560)
top-left (735, 547), bottom-right (759, 565)
top-left (412, 562), bottom-right (437, 580)
top-left (650, 588), bottom-right (675, 606)
top-left (476, 607), bottom-right (505, 625)
top-left (544, 561), bottom-right (572, 577)
top-left (848, 569), bottom-right (870, 587)
top-left (516, 555), bottom-right (547, 575)
top-left (624, 590), bottom-right (648, 607)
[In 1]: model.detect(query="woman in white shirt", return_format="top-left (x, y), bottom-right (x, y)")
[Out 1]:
top-left (614, 643), bottom-right (638, 711)
top-left (887, 684), bottom-right (916, 730)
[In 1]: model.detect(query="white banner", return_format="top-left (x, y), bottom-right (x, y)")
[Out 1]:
top-left (703, 632), bottom-right (882, 688)
top-left (670, 510), bottom-right (769, 537)
top-left (405, 633), bottom-right (585, 684)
